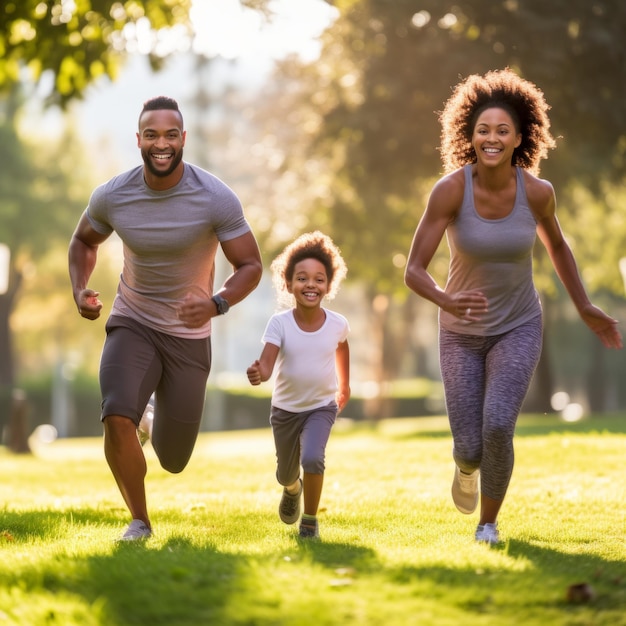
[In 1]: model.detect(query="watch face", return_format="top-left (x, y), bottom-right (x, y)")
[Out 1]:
top-left (213, 295), bottom-right (229, 314)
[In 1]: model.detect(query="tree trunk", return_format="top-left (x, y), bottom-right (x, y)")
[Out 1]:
top-left (0, 266), bottom-right (22, 433)
top-left (7, 388), bottom-right (31, 453)
top-left (0, 291), bottom-right (14, 389)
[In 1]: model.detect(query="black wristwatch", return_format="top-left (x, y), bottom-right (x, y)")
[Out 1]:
top-left (211, 294), bottom-right (230, 315)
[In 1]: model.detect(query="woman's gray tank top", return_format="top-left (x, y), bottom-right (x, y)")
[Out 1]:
top-left (439, 165), bottom-right (542, 336)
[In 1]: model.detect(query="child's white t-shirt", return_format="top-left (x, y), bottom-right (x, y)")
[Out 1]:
top-left (262, 308), bottom-right (349, 412)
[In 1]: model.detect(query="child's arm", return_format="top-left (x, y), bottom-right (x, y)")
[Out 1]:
top-left (247, 343), bottom-right (280, 385)
top-left (335, 339), bottom-right (351, 413)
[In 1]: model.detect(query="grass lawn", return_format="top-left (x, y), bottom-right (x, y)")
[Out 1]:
top-left (0, 413), bottom-right (625, 625)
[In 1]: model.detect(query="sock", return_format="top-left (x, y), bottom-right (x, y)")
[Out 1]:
top-left (285, 480), bottom-right (301, 495)
top-left (301, 514), bottom-right (317, 524)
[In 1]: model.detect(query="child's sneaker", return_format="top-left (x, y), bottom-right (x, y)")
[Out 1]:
top-left (298, 517), bottom-right (319, 539)
top-left (278, 478), bottom-right (302, 524)
top-left (451, 466), bottom-right (479, 514)
top-left (475, 522), bottom-right (499, 545)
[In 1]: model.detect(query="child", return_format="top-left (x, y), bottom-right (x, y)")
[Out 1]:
top-left (247, 231), bottom-right (350, 539)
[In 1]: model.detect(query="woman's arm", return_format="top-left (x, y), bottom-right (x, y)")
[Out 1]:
top-left (529, 174), bottom-right (622, 349)
top-left (404, 171), bottom-right (488, 320)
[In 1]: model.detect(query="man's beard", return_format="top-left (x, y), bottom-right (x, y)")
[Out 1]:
top-left (142, 148), bottom-right (184, 178)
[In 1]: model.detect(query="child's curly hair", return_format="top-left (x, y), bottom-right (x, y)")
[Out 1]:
top-left (271, 231), bottom-right (348, 309)
top-left (438, 68), bottom-right (556, 176)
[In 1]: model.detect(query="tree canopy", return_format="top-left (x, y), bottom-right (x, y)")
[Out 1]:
top-left (318, 0), bottom-right (626, 188)
top-left (265, 0), bottom-right (626, 295)
top-left (0, 0), bottom-right (196, 106)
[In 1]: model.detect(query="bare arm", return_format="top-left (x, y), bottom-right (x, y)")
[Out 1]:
top-left (529, 174), bottom-right (622, 349)
top-left (178, 230), bottom-right (263, 328)
top-left (247, 342), bottom-right (280, 385)
top-left (404, 172), bottom-right (488, 321)
top-left (335, 339), bottom-right (350, 413)
top-left (68, 212), bottom-right (109, 320)
top-left (215, 231), bottom-right (263, 305)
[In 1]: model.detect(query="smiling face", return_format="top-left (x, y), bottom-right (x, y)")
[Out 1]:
top-left (286, 258), bottom-right (329, 310)
top-left (137, 108), bottom-right (186, 186)
top-left (471, 107), bottom-right (521, 167)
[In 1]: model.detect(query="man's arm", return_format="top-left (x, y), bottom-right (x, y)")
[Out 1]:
top-left (177, 230), bottom-right (263, 329)
top-left (68, 212), bottom-right (109, 320)
top-left (215, 231), bottom-right (263, 307)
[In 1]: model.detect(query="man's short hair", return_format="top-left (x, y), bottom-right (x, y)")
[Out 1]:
top-left (138, 96), bottom-right (183, 129)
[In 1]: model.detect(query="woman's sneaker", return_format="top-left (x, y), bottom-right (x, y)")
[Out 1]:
top-left (475, 522), bottom-right (499, 545)
top-left (119, 519), bottom-right (152, 541)
top-left (278, 479), bottom-right (302, 524)
top-left (451, 466), bottom-right (479, 514)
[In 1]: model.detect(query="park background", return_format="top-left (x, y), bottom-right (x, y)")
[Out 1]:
top-left (1, 0), bottom-right (626, 443)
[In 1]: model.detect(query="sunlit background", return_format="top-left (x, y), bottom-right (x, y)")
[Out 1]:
top-left (2, 0), bottom-right (626, 440)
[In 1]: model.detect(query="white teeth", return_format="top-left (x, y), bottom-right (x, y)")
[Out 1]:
top-left (153, 154), bottom-right (171, 159)
top-left (484, 148), bottom-right (500, 153)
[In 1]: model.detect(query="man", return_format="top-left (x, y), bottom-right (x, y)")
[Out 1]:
top-left (68, 96), bottom-right (263, 540)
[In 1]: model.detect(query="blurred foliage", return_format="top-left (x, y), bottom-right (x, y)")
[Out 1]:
top-left (0, 90), bottom-right (103, 385)
top-left (532, 180), bottom-right (626, 298)
top-left (258, 0), bottom-right (626, 298)
top-left (0, 0), bottom-right (192, 106)
top-left (242, 0), bottom-right (626, 409)
top-left (0, 102), bottom-right (89, 268)
top-left (0, 0), bottom-right (278, 107)
top-left (2, 0), bottom-right (625, 413)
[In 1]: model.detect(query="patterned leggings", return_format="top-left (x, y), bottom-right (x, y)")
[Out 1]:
top-left (439, 315), bottom-right (543, 500)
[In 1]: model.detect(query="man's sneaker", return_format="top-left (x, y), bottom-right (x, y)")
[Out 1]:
top-left (298, 517), bottom-right (320, 539)
top-left (451, 466), bottom-right (479, 514)
top-left (475, 522), bottom-right (499, 545)
top-left (137, 396), bottom-right (154, 446)
top-left (119, 519), bottom-right (152, 541)
top-left (278, 478), bottom-right (302, 524)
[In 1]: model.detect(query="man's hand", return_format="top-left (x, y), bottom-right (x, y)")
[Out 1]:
top-left (76, 289), bottom-right (103, 320)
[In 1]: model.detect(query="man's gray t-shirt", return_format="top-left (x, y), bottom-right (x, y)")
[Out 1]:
top-left (85, 162), bottom-right (251, 339)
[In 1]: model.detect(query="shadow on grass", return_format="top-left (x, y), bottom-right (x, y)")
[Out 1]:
top-left (0, 507), bottom-right (127, 541)
top-left (1, 507), bottom-right (625, 626)
top-left (0, 509), bottom-right (379, 626)
top-left (387, 538), bottom-right (626, 623)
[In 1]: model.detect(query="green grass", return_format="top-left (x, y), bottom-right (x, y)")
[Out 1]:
top-left (1, 413), bottom-right (625, 626)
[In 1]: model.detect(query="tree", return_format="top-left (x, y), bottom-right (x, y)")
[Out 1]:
top-left (0, 90), bottom-right (94, 389)
top-left (0, 0), bottom-right (279, 107)
top-left (0, 0), bottom-right (193, 107)
top-left (261, 0), bottom-right (626, 414)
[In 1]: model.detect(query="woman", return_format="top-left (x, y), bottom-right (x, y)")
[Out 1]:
top-left (404, 69), bottom-right (622, 545)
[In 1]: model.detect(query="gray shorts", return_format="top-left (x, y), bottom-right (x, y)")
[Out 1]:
top-left (270, 403), bottom-right (337, 485)
top-left (100, 315), bottom-right (211, 472)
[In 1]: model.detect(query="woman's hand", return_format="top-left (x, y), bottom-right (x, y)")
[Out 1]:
top-left (579, 304), bottom-right (623, 349)
top-left (444, 290), bottom-right (489, 322)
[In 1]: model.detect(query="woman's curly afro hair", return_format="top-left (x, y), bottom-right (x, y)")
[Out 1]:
top-left (438, 68), bottom-right (556, 176)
